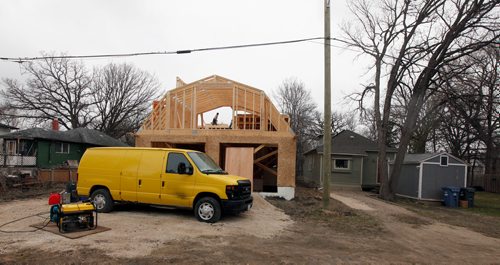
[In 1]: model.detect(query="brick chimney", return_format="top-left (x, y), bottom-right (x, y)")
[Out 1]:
top-left (52, 118), bottom-right (59, 131)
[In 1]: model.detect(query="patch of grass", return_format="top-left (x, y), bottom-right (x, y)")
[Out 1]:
top-left (398, 193), bottom-right (500, 238)
top-left (267, 187), bottom-right (383, 236)
top-left (466, 192), bottom-right (500, 217)
top-left (391, 214), bottom-right (433, 228)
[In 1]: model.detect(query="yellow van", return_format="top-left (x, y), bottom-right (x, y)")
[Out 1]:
top-left (77, 147), bottom-right (253, 223)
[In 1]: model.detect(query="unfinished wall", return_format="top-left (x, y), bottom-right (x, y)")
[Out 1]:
top-left (136, 129), bottom-right (296, 188)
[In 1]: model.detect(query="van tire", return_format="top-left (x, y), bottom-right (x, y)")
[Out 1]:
top-left (194, 197), bottom-right (221, 223)
top-left (91, 189), bottom-right (114, 213)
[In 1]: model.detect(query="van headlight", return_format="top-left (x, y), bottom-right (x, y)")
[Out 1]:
top-left (225, 185), bottom-right (238, 199)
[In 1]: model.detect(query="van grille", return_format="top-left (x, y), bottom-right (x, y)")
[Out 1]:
top-left (237, 180), bottom-right (252, 199)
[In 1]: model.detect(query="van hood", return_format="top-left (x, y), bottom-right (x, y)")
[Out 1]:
top-left (206, 173), bottom-right (249, 184)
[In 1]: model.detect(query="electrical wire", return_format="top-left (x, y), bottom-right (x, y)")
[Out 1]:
top-left (311, 39), bottom-right (445, 72)
top-left (0, 36), bottom-right (327, 63)
top-left (0, 35), bottom-right (446, 72)
top-left (0, 211), bottom-right (51, 233)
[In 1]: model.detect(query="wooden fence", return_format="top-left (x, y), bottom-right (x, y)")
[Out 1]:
top-left (38, 169), bottom-right (77, 183)
top-left (469, 173), bottom-right (500, 193)
top-left (482, 174), bottom-right (500, 193)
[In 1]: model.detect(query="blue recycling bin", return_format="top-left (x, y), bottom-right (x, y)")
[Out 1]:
top-left (442, 186), bottom-right (460, 208)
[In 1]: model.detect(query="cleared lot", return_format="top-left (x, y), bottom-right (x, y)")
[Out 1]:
top-left (1, 187), bottom-right (500, 264)
top-left (0, 194), bottom-right (292, 259)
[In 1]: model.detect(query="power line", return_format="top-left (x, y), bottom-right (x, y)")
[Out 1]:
top-left (0, 36), bottom-right (450, 72)
top-left (0, 37), bottom-right (328, 63)
top-left (311, 39), bottom-right (445, 72)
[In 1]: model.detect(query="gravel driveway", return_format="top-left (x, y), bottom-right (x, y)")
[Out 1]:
top-left (0, 194), bottom-right (293, 258)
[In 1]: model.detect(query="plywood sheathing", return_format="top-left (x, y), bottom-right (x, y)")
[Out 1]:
top-left (136, 75), bottom-right (296, 188)
top-left (136, 130), bottom-right (296, 187)
top-left (225, 147), bottom-right (254, 184)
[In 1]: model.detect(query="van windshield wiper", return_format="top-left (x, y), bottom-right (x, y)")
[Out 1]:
top-left (202, 169), bottom-right (228, 175)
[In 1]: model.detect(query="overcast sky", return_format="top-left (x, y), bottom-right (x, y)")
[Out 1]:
top-left (0, 0), bottom-right (371, 115)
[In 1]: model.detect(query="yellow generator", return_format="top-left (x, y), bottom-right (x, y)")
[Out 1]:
top-left (49, 194), bottom-right (97, 233)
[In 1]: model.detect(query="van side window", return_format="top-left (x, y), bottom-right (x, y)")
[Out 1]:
top-left (166, 153), bottom-right (192, 174)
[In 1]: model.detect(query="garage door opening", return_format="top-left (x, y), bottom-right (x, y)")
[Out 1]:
top-left (220, 143), bottom-right (278, 193)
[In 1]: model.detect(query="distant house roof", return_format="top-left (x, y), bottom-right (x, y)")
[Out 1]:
top-left (403, 152), bottom-right (466, 164)
top-left (0, 128), bottom-right (128, 147)
top-left (0, 123), bottom-right (18, 130)
top-left (305, 130), bottom-right (396, 156)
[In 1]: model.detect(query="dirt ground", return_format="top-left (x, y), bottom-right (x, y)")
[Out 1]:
top-left (1, 187), bottom-right (500, 264)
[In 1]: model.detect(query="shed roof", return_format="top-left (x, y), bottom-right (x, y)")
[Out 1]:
top-left (305, 130), bottom-right (396, 156)
top-left (403, 152), bottom-right (466, 164)
top-left (0, 128), bottom-right (127, 147)
top-left (403, 153), bottom-right (438, 163)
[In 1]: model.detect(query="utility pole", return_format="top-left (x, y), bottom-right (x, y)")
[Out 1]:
top-left (322, 0), bottom-right (332, 208)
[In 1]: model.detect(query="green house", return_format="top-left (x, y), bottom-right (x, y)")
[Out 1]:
top-left (302, 130), bottom-right (396, 190)
top-left (0, 128), bottom-right (127, 168)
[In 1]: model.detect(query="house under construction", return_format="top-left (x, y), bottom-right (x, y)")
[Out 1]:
top-left (136, 75), bottom-right (296, 199)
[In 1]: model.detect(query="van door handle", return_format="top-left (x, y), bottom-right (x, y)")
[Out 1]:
top-left (162, 181), bottom-right (165, 187)
top-left (138, 179), bottom-right (142, 186)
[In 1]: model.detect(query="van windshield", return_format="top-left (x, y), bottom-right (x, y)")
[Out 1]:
top-left (188, 152), bottom-right (228, 175)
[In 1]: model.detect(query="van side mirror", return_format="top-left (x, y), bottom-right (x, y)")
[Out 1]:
top-left (178, 162), bottom-right (186, 174)
top-left (177, 162), bottom-right (193, 175)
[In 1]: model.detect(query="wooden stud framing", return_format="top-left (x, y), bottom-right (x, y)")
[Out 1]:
top-left (259, 91), bottom-right (266, 131)
top-left (182, 90), bottom-right (185, 129)
top-left (166, 92), bottom-right (171, 129)
top-left (254, 144), bottom-right (265, 154)
top-left (254, 150), bottom-right (278, 164)
top-left (252, 92), bottom-right (255, 130)
top-left (244, 87), bottom-right (247, 130)
top-left (255, 162), bottom-right (277, 176)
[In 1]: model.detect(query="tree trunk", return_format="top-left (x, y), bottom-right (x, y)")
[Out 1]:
top-left (389, 88), bottom-right (427, 194)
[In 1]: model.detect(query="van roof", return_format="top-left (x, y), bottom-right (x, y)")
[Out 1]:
top-left (88, 147), bottom-right (201, 153)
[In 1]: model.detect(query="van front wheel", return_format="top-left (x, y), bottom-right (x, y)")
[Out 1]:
top-left (194, 197), bottom-right (221, 223)
top-left (91, 189), bottom-right (113, 213)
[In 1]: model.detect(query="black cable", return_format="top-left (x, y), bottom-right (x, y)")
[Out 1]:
top-left (0, 211), bottom-right (51, 233)
top-left (0, 35), bottom-right (444, 72)
top-left (0, 36), bottom-right (326, 63)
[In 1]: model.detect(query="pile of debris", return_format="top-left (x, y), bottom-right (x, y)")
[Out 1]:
top-left (0, 170), bottom-right (40, 190)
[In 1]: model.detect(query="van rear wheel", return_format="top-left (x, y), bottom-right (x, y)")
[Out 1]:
top-left (91, 189), bottom-right (113, 213)
top-left (194, 197), bottom-right (221, 223)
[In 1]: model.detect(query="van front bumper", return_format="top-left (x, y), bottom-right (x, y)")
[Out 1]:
top-left (221, 196), bottom-right (253, 213)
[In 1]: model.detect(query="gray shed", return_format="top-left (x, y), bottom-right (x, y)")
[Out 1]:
top-left (393, 153), bottom-right (468, 201)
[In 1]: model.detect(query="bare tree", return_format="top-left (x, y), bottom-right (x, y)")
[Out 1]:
top-left (442, 45), bottom-right (500, 179)
top-left (358, 108), bottom-right (399, 146)
top-left (91, 63), bottom-right (159, 138)
top-left (274, 78), bottom-right (317, 175)
top-left (1, 55), bottom-right (159, 140)
top-left (389, 0), bottom-right (499, 198)
top-left (344, 0), bottom-right (499, 199)
top-left (307, 110), bottom-right (358, 142)
top-left (0, 102), bottom-right (21, 128)
top-left (437, 105), bottom-right (476, 157)
top-left (344, 0), bottom-right (441, 199)
top-left (1, 54), bottom-right (95, 129)
top-left (391, 87), bottom-right (446, 153)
